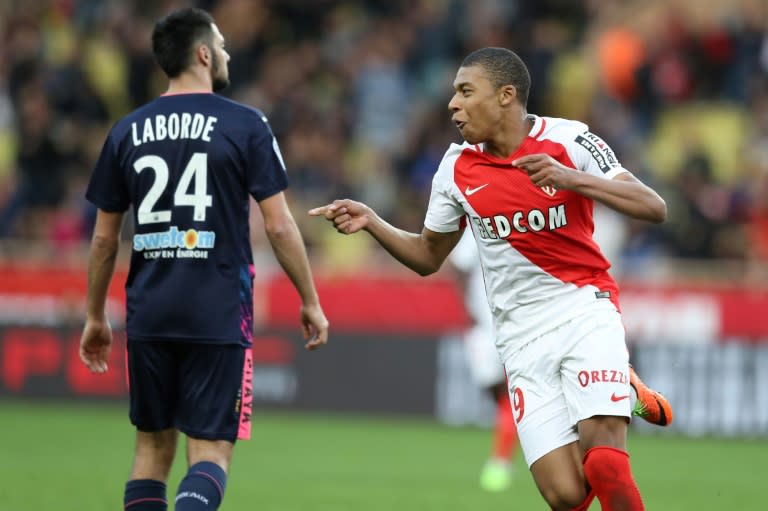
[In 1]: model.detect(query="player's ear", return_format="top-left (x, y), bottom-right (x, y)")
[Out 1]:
top-left (499, 84), bottom-right (517, 107)
top-left (197, 44), bottom-right (211, 67)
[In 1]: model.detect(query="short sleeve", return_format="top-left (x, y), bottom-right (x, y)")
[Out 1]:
top-left (246, 117), bottom-right (288, 202)
top-left (569, 130), bottom-right (629, 180)
top-left (424, 147), bottom-right (465, 232)
top-left (85, 132), bottom-right (130, 212)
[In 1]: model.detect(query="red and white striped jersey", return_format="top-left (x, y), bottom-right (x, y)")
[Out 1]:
top-left (425, 115), bottom-right (629, 360)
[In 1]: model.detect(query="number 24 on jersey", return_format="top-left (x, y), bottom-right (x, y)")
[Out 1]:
top-left (133, 153), bottom-right (212, 225)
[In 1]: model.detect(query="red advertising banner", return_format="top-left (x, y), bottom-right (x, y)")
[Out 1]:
top-left (1, 263), bottom-right (767, 435)
top-left (1, 264), bottom-right (767, 339)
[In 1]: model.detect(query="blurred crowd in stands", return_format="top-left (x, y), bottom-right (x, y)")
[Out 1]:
top-left (0, 0), bottom-right (767, 281)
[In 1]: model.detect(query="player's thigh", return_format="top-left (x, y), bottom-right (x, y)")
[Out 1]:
top-left (176, 343), bottom-right (252, 444)
top-left (503, 328), bottom-right (578, 469)
top-left (560, 310), bottom-right (631, 430)
top-left (529, 441), bottom-right (588, 510)
top-left (127, 340), bottom-right (179, 432)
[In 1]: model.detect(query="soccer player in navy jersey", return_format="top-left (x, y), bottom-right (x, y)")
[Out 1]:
top-left (311, 47), bottom-right (671, 511)
top-left (80, 8), bottom-right (328, 511)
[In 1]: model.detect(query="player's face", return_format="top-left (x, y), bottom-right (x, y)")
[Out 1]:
top-left (448, 65), bottom-right (503, 144)
top-left (209, 23), bottom-right (230, 92)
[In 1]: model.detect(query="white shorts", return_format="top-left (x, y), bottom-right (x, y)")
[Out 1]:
top-left (503, 308), bottom-right (631, 468)
top-left (463, 322), bottom-right (505, 388)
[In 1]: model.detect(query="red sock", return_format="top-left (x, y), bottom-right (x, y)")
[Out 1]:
top-left (583, 447), bottom-right (644, 511)
top-left (491, 393), bottom-right (518, 459)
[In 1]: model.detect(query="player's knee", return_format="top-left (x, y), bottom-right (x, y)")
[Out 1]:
top-left (132, 430), bottom-right (178, 480)
top-left (578, 415), bottom-right (628, 451)
top-left (186, 438), bottom-right (234, 472)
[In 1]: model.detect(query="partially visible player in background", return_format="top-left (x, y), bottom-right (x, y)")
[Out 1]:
top-left (79, 7), bottom-right (328, 511)
top-left (448, 228), bottom-right (518, 492)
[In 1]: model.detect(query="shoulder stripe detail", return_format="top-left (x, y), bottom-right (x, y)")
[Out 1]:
top-left (531, 118), bottom-right (546, 139)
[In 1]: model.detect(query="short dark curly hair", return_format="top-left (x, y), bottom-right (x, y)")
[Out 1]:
top-left (461, 47), bottom-right (531, 107)
top-left (152, 8), bottom-right (215, 78)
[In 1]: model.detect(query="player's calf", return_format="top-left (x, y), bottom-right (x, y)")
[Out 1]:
top-left (174, 461), bottom-right (227, 511)
top-left (583, 447), bottom-right (644, 510)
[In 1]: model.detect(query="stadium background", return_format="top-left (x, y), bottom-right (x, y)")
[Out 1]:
top-left (0, 0), bottom-right (767, 509)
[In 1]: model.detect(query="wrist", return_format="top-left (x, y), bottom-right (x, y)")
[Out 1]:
top-left (301, 295), bottom-right (320, 307)
top-left (362, 210), bottom-right (379, 233)
top-left (86, 313), bottom-right (107, 323)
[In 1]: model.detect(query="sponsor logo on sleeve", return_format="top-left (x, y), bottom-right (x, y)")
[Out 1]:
top-left (574, 131), bottom-right (619, 174)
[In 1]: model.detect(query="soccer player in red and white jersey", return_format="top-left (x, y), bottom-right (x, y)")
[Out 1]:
top-left (310, 47), bottom-right (667, 510)
top-left (449, 228), bottom-right (518, 492)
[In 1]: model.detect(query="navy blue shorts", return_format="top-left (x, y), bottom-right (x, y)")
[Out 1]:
top-left (127, 340), bottom-right (253, 442)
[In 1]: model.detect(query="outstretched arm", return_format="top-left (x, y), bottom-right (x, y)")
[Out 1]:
top-left (80, 209), bottom-right (124, 373)
top-left (514, 154), bottom-right (667, 223)
top-left (259, 192), bottom-right (328, 350)
top-left (309, 199), bottom-right (463, 276)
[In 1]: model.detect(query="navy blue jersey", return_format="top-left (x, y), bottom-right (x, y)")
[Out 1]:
top-left (86, 93), bottom-right (288, 346)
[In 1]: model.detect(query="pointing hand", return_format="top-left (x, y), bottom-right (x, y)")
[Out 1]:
top-left (309, 199), bottom-right (373, 235)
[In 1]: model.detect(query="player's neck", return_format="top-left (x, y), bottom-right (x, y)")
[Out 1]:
top-left (164, 70), bottom-right (213, 96)
top-left (483, 114), bottom-right (534, 159)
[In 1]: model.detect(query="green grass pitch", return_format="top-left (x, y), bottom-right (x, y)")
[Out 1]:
top-left (0, 400), bottom-right (765, 510)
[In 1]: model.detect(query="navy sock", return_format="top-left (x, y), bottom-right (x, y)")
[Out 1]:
top-left (124, 479), bottom-right (167, 510)
top-left (175, 461), bottom-right (228, 510)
